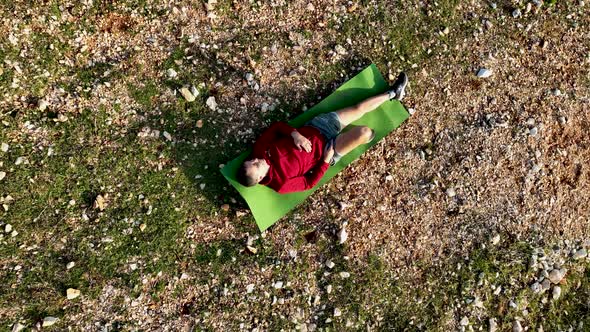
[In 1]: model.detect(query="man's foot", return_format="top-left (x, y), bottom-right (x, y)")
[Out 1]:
top-left (387, 72), bottom-right (408, 101)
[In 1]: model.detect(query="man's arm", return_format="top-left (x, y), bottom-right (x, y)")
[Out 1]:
top-left (276, 161), bottom-right (330, 194)
top-left (252, 121), bottom-right (297, 158)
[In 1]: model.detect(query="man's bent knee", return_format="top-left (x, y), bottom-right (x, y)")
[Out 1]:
top-left (358, 126), bottom-right (373, 141)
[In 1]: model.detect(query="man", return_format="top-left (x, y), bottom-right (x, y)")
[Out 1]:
top-left (237, 72), bottom-right (408, 194)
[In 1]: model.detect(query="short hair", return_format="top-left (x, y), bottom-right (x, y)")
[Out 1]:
top-left (237, 160), bottom-right (258, 187)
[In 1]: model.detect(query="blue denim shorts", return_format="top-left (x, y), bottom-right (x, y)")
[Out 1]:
top-left (305, 112), bottom-right (342, 142)
top-left (305, 112), bottom-right (344, 165)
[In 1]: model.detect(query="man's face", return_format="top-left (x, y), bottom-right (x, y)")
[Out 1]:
top-left (244, 158), bottom-right (268, 183)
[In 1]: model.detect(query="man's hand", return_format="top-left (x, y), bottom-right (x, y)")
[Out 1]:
top-left (323, 142), bottom-right (335, 163)
top-left (291, 130), bottom-right (312, 152)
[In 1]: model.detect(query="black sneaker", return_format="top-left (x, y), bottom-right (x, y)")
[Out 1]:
top-left (387, 72), bottom-right (408, 101)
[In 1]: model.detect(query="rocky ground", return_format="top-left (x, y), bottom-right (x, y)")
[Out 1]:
top-left (1, 0), bottom-right (589, 331)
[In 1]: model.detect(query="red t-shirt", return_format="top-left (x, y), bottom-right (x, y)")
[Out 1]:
top-left (251, 121), bottom-right (330, 194)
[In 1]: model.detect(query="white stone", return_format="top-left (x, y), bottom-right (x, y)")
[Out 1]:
top-left (274, 281), bottom-right (283, 289)
top-left (573, 248), bottom-right (587, 260)
top-left (477, 68), bottom-right (492, 78)
top-left (15, 157), bottom-right (24, 165)
top-left (489, 318), bottom-right (498, 332)
top-left (338, 223), bottom-right (348, 244)
top-left (530, 282), bottom-right (541, 293)
top-left (1, 143), bottom-right (8, 152)
top-left (512, 9), bottom-right (521, 18)
top-left (129, 263), bottom-right (138, 271)
top-left (552, 286), bottom-right (561, 300)
top-left (12, 323), bottom-right (25, 332)
top-left (473, 297), bottom-right (484, 308)
top-left (42, 317), bottom-right (58, 327)
top-left (38, 100), bottom-right (48, 111)
top-left (326, 284), bottom-right (332, 294)
top-left (245, 73), bottom-right (254, 81)
top-left (326, 261), bottom-right (335, 269)
top-left (66, 262), bottom-right (75, 269)
top-left (206, 96), bottom-right (217, 111)
top-left (529, 127), bottom-right (538, 136)
top-left (5, 224), bottom-right (12, 233)
top-left (335, 45), bottom-right (347, 55)
top-left (460, 316), bottom-right (469, 326)
top-left (0, 171), bottom-right (5, 181)
top-left (548, 269), bottom-right (565, 284)
top-left (166, 68), bottom-right (177, 78)
top-left (190, 86), bottom-right (199, 97)
top-left (513, 320), bottom-right (522, 332)
top-left (163, 131), bottom-right (172, 141)
top-left (333, 308), bottom-right (341, 317)
top-left (179, 87), bottom-right (196, 102)
top-left (246, 284), bottom-right (254, 293)
top-left (491, 234), bottom-right (500, 245)
top-left (339, 272), bottom-right (350, 278)
top-left (66, 288), bottom-right (80, 300)
top-left (408, 108), bottom-right (416, 115)
top-left (446, 187), bottom-right (456, 197)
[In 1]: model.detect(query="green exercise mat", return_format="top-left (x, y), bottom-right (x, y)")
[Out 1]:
top-left (220, 64), bottom-right (409, 231)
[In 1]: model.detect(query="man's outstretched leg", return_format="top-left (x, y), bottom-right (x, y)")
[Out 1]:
top-left (330, 72), bottom-right (408, 164)
top-left (334, 72), bottom-right (408, 128)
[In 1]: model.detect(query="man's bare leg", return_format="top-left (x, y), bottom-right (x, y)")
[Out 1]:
top-left (334, 93), bottom-right (389, 128)
top-left (334, 125), bottom-right (374, 156)
top-left (334, 72), bottom-right (408, 128)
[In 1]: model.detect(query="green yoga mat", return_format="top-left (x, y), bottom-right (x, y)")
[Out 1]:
top-left (220, 64), bottom-right (409, 231)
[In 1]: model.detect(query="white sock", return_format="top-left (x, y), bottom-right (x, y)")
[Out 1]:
top-left (388, 90), bottom-right (396, 100)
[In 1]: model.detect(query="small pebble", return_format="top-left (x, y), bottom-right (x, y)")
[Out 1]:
top-left (166, 68), bottom-right (177, 78)
top-left (11, 323), bottom-right (25, 332)
top-left (206, 96), bottom-right (217, 111)
top-left (548, 268), bottom-right (565, 283)
top-left (512, 8), bottom-right (521, 18)
top-left (460, 316), bottom-right (469, 326)
top-left (529, 127), bottom-right (538, 136)
top-left (0, 171), bottom-right (6, 181)
top-left (446, 187), bottom-right (456, 197)
top-left (38, 100), bottom-right (48, 111)
top-left (5, 224), bottom-right (12, 233)
top-left (66, 262), bottom-right (75, 269)
top-left (513, 320), bottom-right (523, 332)
top-left (326, 261), bottom-right (335, 269)
top-left (489, 318), bottom-right (497, 332)
top-left (66, 288), bottom-right (81, 300)
top-left (179, 87), bottom-right (196, 102)
top-left (333, 308), bottom-right (341, 317)
top-left (339, 272), bottom-right (350, 278)
top-left (476, 68), bottom-right (493, 78)
top-left (573, 248), bottom-right (587, 259)
top-left (246, 284), bottom-right (254, 293)
top-left (552, 286), bottom-right (561, 300)
top-left (491, 234), bottom-right (500, 245)
top-left (42, 317), bottom-right (58, 327)
top-left (1, 143), bottom-right (8, 152)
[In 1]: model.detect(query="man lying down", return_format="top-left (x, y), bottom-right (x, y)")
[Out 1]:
top-left (236, 72), bottom-right (408, 194)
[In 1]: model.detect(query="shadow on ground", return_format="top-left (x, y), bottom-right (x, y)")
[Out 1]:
top-left (131, 52), bottom-right (377, 215)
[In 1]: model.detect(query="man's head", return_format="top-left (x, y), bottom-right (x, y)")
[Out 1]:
top-left (237, 158), bottom-right (270, 187)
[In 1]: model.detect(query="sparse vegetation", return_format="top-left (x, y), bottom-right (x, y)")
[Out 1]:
top-left (1, 0), bottom-right (589, 331)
